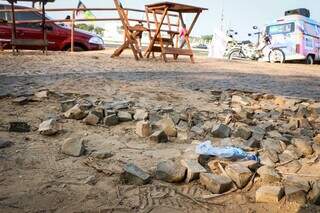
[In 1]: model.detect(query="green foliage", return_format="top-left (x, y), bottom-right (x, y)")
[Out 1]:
top-left (201, 35), bottom-right (213, 43)
top-left (75, 23), bottom-right (105, 36)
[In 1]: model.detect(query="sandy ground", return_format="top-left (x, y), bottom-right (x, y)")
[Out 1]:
top-left (0, 49), bottom-right (319, 213)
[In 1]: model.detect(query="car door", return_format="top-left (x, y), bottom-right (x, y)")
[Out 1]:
top-left (0, 5), bottom-right (12, 48)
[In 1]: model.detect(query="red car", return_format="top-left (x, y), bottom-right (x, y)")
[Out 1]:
top-left (0, 4), bottom-right (104, 51)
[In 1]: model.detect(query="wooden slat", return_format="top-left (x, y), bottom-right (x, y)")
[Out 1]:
top-left (151, 46), bottom-right (162, 53)
top-left (11, 39), bottom-right (48, 46)
top-left (163, 47), bottom-right (193, 56)
top-left (154, 37), bottom-right (173, 46)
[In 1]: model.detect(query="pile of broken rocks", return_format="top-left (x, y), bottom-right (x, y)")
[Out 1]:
top-left (5, 89), bottom-right (320, 208)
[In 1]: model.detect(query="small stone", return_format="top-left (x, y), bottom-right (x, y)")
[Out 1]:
top-left (261, 139), bottom-right (284, 154)
top-left (120, 163), bottom-right (151, 185)
top-left (157, 116), bottom-right (177, 137)
top-left (104, 114), bottom-right (119, 126)
top-left (35, 90), bottom-right (49, 99)
top-left (149, 130), bottom-right (168, 143)
top-left (200, 173), bottom-right (233, 194)
top-left (232, 95), bottom-right (252, 106)
top-left (234, 124), bottom-right (252, 140)
top-left (133, 109), bottom-right (148, 121)
top-left (260, 149), bottom-right (279, 166)
top-left (83, 113), bottom-right (100, 125)
top-left (284, 176), bottom-right (310, 193)
top-left (257, 166), bottom-right (281, 183)
top-left (0, 139), bottom-right (13, 149)
top-left (92, 151), bottom-right (113, 159)
top-left (225, 163), bottom-right (252, 189)
top-left (245, 137), bottom-right (261, 149)
top-left (180, 159), bottom-right (207, 183)
top-left (60, 99), bottom-right (76, 112)
top-left (235, 160), bottom-right (259, 170)
top-left (287, 118), bottom-right (299, 130)
top-left (292, 138), bottom-right (313, 157)
top-left (190, 126), bottom-right (204, 135)
top-left (12, 97), bottom-right (29, 105)
top-left (105, 109), bottom-right (116, 116)
top-left (38, 119), bottom-right (61, 136)
top-left (177, 120), bottom-right (189, 130)
top-left (84, 175), bottom-right (97, 185)
top-left (136, 121), bottom-right (151, 137)
top-left (61, 137), bottom-right (85, 157)
top-left (285, 186), bottom-right (307, 205)
top-left (251, 126), bottom-right (266, 141)
top-left (256, 186), bottom-right (284, 203)
top-left (118, 111), bottom-right (133, 122)
top-left (105, 100), bottom-right (132, 110)
top-left (64, 104), bottom-right (88, 120)
top-left (211, 123), bottom-right (231, 138)
top-left (155, 160), bottom-right (186, 183)
top-left (9, 122), bottom-right (31, 133)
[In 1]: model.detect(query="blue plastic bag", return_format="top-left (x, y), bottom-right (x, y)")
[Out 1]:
top-left (196, 141), bottom-right (259, 161)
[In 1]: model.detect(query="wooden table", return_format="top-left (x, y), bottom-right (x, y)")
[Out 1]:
top-left (145, 2), bottom-right (207, 63)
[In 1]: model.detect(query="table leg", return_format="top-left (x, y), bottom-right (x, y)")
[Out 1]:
top-left (179, 12), bottom-right (200, 49)
top-left (144, 7), bottom-right (168, 59)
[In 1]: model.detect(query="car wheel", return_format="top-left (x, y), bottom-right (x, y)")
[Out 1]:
top-left (67, 46), bottom-right (85, 52)
top-left (269, 49), bottom-right (285, 63)
top-left (228, 49), bottom-right (246, 60)
top-left (306, 55), bottom-right (314, 65)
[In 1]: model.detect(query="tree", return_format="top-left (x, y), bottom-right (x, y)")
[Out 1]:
top-left (75, 23), bottom-right (105, 37)
top-left (201, 35), bottom-right (213, 43)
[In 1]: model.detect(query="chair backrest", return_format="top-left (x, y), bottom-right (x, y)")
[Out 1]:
top-left (113, 0), bottom-right (130, 30)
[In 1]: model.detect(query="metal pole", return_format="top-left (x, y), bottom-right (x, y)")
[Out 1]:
top-left (71, 10), bottom-right (75, 52)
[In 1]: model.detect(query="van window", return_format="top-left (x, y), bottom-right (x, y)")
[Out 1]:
top-left (304, 22), bottom-right (319, 37)
top-left (14, 11), bottom-right (42, 29)
top-left (266, 23), bottom-right (295, 35)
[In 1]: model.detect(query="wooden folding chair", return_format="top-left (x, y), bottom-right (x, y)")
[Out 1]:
top-left (111, 0), bottom-right (147, 60)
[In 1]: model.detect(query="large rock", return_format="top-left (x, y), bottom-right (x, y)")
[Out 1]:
top-left (225, 164), bottom-right (252, 189)
top-left (12, 96), bottom-right (29, 105)
top-left (257, 166), bottom-right (281, 183)
top-left (64, 104), bottom-right (88, 120)
top-left (35, 90), bottom-right (49, 99)
top-left (256, 186), bottom-right (284, 203)
top-left (61, 137), bottom-right (85, 157)
top-left (284, 176), bottom-right (310, 193)
top-left (200, 173), bottom-right (233, 194)
top-left (211, 124), bottom-right (231, 138)
top-left (308, 181), bottom-right (320, 205)
top-left (118, 111), bottom-right (133, 122)
top-left (261, 138), bottom-right (285, 154)
top-left (136, 121), bottom-right (151, 137)
top-left (155, 160), bottom-right (186, 183)
top-left (120, 163), bottom-right (151, 185)
top-left (259, 149), bottom-right (279, 166)
top-left (9, 122), bottom-right (31, 133)
top-left (104, 114), bottom-right (119, 126)
top-left (38, 119), bottom-right (61, 136)
top-left (133, 109), bottom-right (149, 121)
top-left (149, 130), bottom-right (168, 143)
top-left (292, 138), bottom-right (313, 157)
top-left (285, 186), bottom-right (307, 205)
top-left (314, 134), bottom-right (320, 145)
top-left (157, 116), bottom-right (177, 137)
top-left (235, 160), bottom-right (260, 170)
top-left (234, 124), bottom-right (252, 140)
top-left (180, 159), bottom-right (207, 183)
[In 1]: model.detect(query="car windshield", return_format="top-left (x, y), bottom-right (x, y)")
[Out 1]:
top-left (266, 22), bottom-right (295, 35)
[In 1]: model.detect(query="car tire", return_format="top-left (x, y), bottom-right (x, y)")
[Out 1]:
top-left (269, 49), bottom-right (285, 63)
top-left (67, 46), bottom-right (85, 52)
top-left (306, 55), bottom-right (314, 65)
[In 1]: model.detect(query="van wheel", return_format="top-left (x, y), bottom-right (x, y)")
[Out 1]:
top-left (66, 46), bottom-right (85, 52)
top-left (306, 55), bottom-right (314, 65)
top-left (269, 49), bottom-right (285, 63)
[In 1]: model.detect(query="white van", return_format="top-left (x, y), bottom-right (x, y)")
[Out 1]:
top-left (264, 8), bottom-right (320, 64)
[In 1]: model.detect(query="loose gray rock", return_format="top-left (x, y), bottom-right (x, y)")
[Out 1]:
top-left (257, 166), bottom-right (281, 183)
top-left (180, 159), bottom-right (207, 183)
top-left (0, 139), bottom-right (13, 149)
top-left (83, 113), bottom-right (100, 125)
top-left (190, 126), bottom-right (204, 135)
top-left (104, 114), bottom-right (119, 126)
top-left (12, 97), bottom-right (29, 105)
top-left (225, 163), bottom-right (252, 189)
top-left (285, 186), bottom-right (307, 205)
top-left (155, 160), bottom-right (186, 183)
top-left (84, 175), bottom-right (97, 185)
top-left (38, 119), bottom-right (61, 136)
top-left (61, 137), bottom-right (85, 157)
top-left (211, 123), bottom-right (231, 138)
top-left (308, 181), bottom-right (320, 205)
top-left (156, 116), bottom-right (177, 137)
top-left (60, 99), bottom-right (76, 112)
top-left (200, 173), bottom-right (233, 194)
top-left (136, 121), bottom-right (151, 137)
top-left (234, 124), bottom-right (252, 140)
top-left (64, 104), bottom-right (88, 120)
top-left (91, 150), bottom-right (113, 159)
top-left (117, 111), bottom-right (133, 122)
top-left (120, 163), bottom-right (151, 185)
top-left (292, 138), bottom-right (313, 157)
top-left (134, 109), bottom-right (149, 121)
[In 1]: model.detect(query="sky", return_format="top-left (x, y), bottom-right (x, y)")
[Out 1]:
top-left (2, 0), bottom-right (320, 40)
